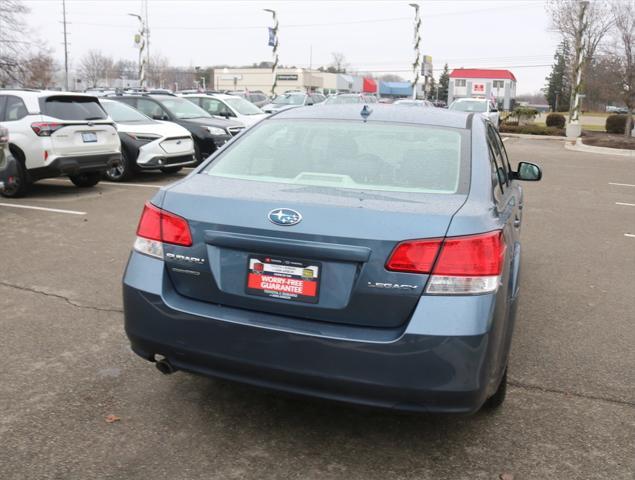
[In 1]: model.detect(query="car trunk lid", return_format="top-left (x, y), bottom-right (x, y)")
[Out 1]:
top-left (159, 174), bottom-right (466, 329)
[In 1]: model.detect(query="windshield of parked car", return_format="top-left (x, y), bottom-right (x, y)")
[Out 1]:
top-left (204, 119), bottom-right (464, 194)
top-left (160, 97), bottom-right (211, 119)
top-left (272, 94), bottom-right (305, 106)
top-left (101, 100), bottom-right (150, 122)
top-left (449, 100), bottom-right (488, 113)
top-left (224, 97), bottom-right (263, 115)
top-left (324, 95), bottom-right (362, 104)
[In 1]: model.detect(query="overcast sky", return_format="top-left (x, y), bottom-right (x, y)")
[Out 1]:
top-left (22, 0), bottom-right (559, 94)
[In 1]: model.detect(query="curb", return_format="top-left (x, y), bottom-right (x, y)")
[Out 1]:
top-left (500, 133), bottom-right (567, 141)
top-left (564, 138), bottom-right (635, 157)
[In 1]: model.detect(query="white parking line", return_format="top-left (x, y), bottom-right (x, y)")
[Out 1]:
top-left (609, 182), bottom-right (635, 187)
top-left (100, 182), bottom-right (162, 188)
top-left (616, 202), bottom-right (635, 207)
top-left (625, 234), bottom-right (635, 238)
top-left (502, 137), bottom-right (510, 142)
top-left (42, 178), bottom-right (163, 189)
top-left (0, 202), bottom-right (86, 215)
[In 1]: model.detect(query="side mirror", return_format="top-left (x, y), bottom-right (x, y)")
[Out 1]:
top-left (152, 114), bottom-right (168, 121)
top-left (514, 162), bottom-right (542, 181)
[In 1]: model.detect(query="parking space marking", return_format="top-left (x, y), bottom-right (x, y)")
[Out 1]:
top-left (615, 202), bottom-right (635, 207)
top-left (100, 182), bottom-right (162, 188)
top-left (609, 182), bottom-right (635, 187)
top-left (502, 137), bottom-right (510, 142)
top-left (0, 203), bottom-right (86, 215)
top-left (625, 234), bottom-right (635, 238)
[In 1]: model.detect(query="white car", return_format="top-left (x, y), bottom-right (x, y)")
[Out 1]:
top-left (0, 90), bottom-right (121, 197)
top-left (100, 99), bottom-right (196, 181)
top-left (449, 98), bottom-right (500, 128)
top-left (181, 93), bottom-right (268, 128)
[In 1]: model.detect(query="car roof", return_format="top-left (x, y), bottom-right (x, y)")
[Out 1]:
top-left (273, 104), bottom-right (472, 129)
top-left (0, 89), bottom-right (97, 99)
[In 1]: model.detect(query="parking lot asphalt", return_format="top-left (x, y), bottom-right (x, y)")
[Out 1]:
top-left (1, 138), bottom-right (634, 480)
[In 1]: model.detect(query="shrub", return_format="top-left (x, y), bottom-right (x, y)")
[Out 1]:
top-left (499, 124), bottom-right (564, 136)
top-left (546, 113), bottom-right (566, 128)
top-left (511, 106), bottom-right (539, 125)
top-left (605, 114), bottom-right (633, 134)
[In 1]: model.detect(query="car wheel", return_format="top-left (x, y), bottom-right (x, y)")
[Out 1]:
top-left (483, 366), bottom-right (507, 410)
top-left (69, 172), bottom-right (101, 188)
top-left (104, 151), bottom-right (134, 182)
top-left (0, 158), bottom-right (30, 198)
top-left (160, 166), bottom-right (183, 174)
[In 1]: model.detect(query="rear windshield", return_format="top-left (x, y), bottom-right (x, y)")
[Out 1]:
top-left (204, 119), bottom-right (465, 194)
top-left (41, 96), bottom-right (107, 120)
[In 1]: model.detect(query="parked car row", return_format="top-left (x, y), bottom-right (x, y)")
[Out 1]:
top-left (0, 87), bottom-right (500, 196)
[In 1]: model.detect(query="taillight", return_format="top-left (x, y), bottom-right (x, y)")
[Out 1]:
top-left (386, 239), bottom-right (442, 273)
top-left (133, 202), bottom-right (192, 259)
top-left (31, 122), bottom-right (64, 137)
top-left (386, 231), bottom-right (506, 295)
top-left (0, 126), bottom-right (9, 143)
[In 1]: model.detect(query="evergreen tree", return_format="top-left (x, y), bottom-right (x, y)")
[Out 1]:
top-left (544, 41), bottom-right (571, 112)
top-left (438, 63), bottom-right (450, 103)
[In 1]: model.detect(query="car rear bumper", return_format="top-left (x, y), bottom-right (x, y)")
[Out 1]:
top-left (123, 252), bottom-right (500, 414)
top-left (30, 153), bottom-right (121, 180)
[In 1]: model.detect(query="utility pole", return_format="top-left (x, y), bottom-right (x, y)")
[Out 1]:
top-left (566, 0), bottom-right (589, 138)
top-left (264, 9), bottom-right (279, 97)
top-left (61, 0), bottom-right (69, 91)
top-left (409, 3), bottom-right (421, 100)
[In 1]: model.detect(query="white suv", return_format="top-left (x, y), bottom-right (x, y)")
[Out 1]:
top-left (180, 93), bottom-right (268, 128)
top-left (0, 90), bottom-right (121, 197)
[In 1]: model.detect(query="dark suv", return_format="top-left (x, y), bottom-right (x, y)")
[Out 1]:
top-left (109, 94), bottom-right (244, 162)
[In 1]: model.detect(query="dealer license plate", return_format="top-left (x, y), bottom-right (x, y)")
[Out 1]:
top-left (81, 132), bottom-right (97, 143)
top-left (246, 256), bottom-right (320, 304)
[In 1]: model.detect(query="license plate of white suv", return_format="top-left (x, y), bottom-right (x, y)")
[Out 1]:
top-left (81, 132), bottom-right (97, 143)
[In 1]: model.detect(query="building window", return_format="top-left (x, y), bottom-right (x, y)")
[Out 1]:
top-left (455, 79), bottom-right (466, 87)
top-left (493, 80), bottom-right (505, 88)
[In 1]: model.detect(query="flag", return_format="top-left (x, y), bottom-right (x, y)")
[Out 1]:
top-left (268, 27), bottom-right (276, 47)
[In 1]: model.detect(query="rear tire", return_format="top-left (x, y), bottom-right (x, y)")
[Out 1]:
top-left (483, 367), bottom-right (507, 410)
top-left (104, 151), bottom-right (134, 182)
top-left (0, 154), bottom-right (30, 198)
top-left (160, 166), bottom-right (183, 174)
top-left (69, 172), bottom-right (101, 188)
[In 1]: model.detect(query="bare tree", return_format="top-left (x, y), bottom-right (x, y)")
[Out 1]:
top-left (0, 0), bottom-right (30, 86)
top-left (25, 51), bottom-right (56, 89)
top-left (547, 0), bottom-right (615, 119)
top-left (546, 0), bottom-right (614, 64)
top-left (79, 50), bottom-right (114, 88)
top-left (147, 53), bottom-right (171, 88)
top-left (608, 0), bottom-right (634, 136)
top-left (329, 52), bottom-right (348, 73)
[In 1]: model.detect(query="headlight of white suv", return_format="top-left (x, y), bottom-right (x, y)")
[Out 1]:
top-left (125, 133), bottom-right (161, 143)
top-left (204, 126), bottom-right (227, 136)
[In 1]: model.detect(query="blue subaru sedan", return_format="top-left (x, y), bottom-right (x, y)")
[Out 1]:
top-left (123, 104), bottom-right (541, 413)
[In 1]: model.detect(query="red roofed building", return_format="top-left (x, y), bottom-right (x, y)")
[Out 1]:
top-left (448, 68), bottom-right (517, 111)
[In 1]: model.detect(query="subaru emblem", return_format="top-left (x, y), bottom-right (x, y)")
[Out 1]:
top-left (268, 208), bottom-right (302, 226)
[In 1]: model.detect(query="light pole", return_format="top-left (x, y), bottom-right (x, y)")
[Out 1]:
top-left (128, 13), bottom-right (146, 89)
top-left (409, 3), bottom-right (421, 100)
top-left (264, 8), bottom-right (279, 97)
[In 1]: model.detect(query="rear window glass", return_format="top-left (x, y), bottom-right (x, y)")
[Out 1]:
top-left (42, 96), bottom-right (107, 120)
top-left (204, 119), bottom-right (464, 194)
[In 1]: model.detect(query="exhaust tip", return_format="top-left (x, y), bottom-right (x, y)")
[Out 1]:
top-left (154, 357), bottom-right (176, 375)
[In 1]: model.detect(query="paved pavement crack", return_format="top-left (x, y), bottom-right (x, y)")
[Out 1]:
top-left (0, 281), bottom-right (123, 314)
top-left (509, 380), bottom-right (635, 408)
